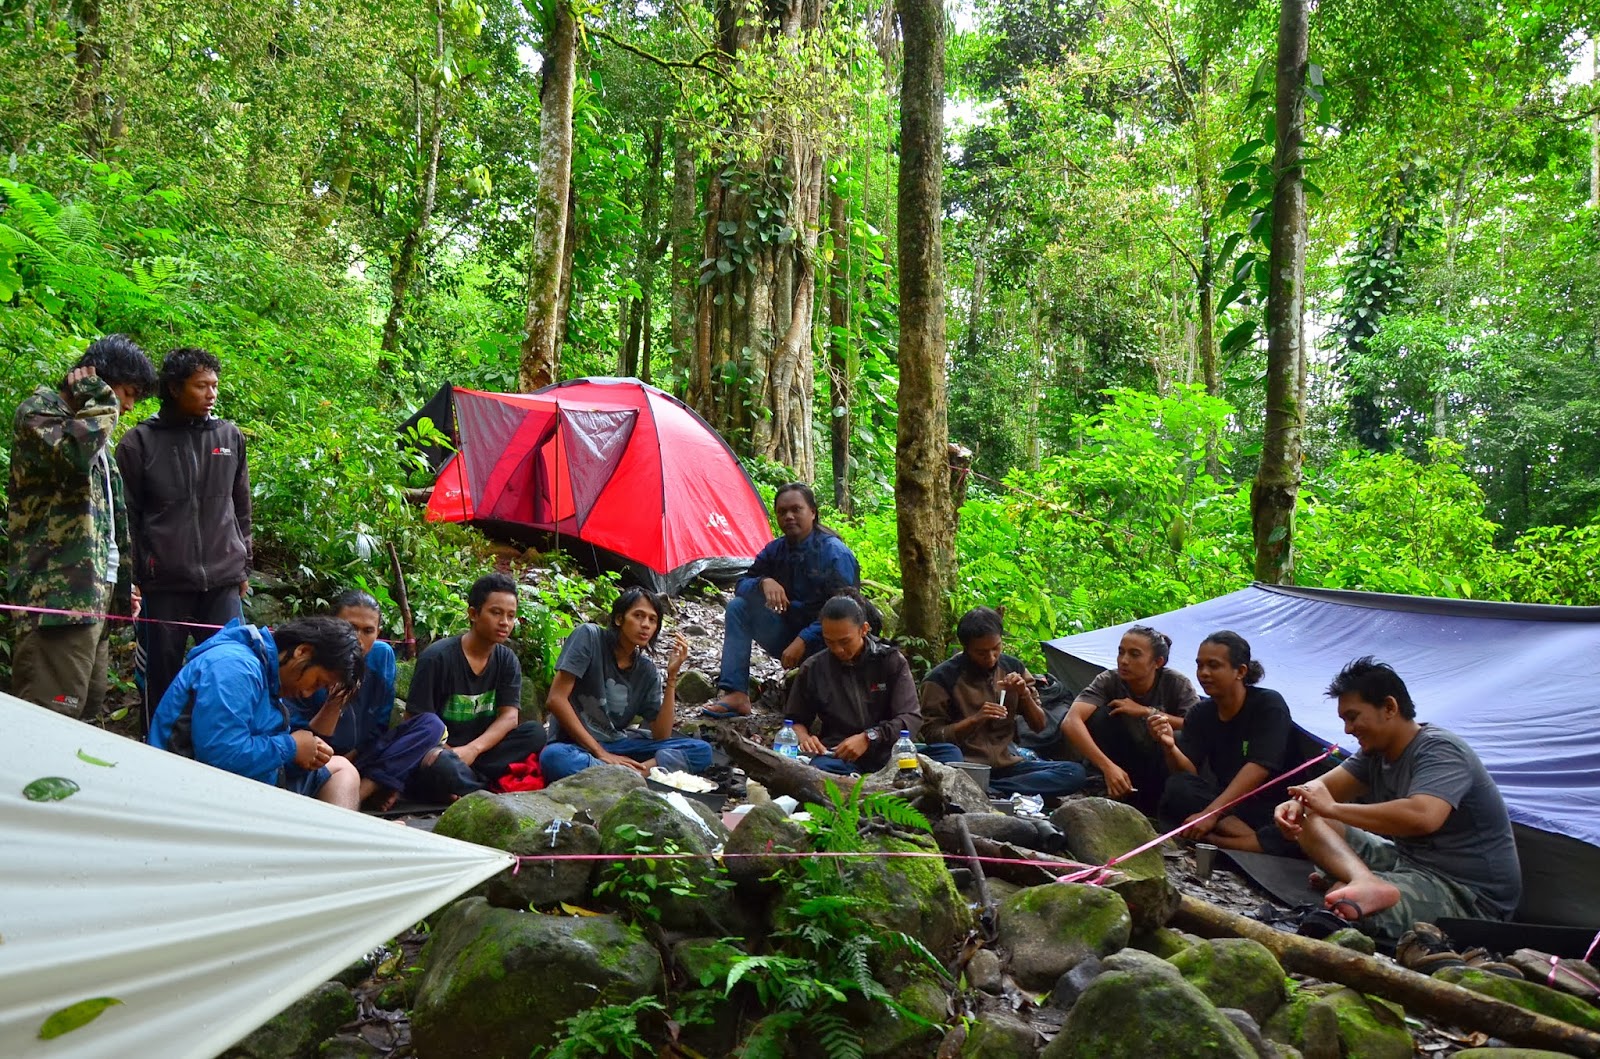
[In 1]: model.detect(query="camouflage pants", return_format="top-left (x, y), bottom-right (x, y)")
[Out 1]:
top-left (13, 620), bottom-right (111, 720)
top-left (1342, 826), bottom-right (1481, 942)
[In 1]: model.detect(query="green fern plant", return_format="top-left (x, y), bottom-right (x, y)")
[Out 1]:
top-left (801, 776), bottom-right (931, 852)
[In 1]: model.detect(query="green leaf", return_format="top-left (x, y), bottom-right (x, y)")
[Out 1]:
top-left (1267, 525), bottom-right (1288, 544)
top-left (1221, 319), bottom-right (1257, 354)
top-left (38, 997), bottom-right (122, 1039)
top-left (1219, 160), bottom-right (1256, 182)
top-left (1308, 63), bottom-right (1324, 88)
top-left (23, 776), bottom-right (80, 801)
top-left (1229, 138), bottom-right (1266, 163)
top-left (76, 749), bottom-right (116, 767)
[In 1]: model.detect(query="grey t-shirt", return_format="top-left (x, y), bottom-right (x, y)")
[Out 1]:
top-left (552, 623), bottom-right (662, 744)
top-left (1340, 725), bottom-right (1521, 918)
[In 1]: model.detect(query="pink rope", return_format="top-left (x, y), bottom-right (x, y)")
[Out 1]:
top-left (1055, 746), bottom-right (1339, 885)
top-left (0, 600), bottom-right (415, 648)
top-left (1585, 930), bottom-right (1600, 965)
top-left (511, 848), bottom-right (1102, 875)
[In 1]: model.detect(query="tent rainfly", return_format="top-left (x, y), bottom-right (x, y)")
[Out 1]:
top-left (1043, 583), bottom-right (1600, 927)
top-left (407, 378), bottom-right (773, 593)
top-left (0, 696), bottom-right (512, 1058)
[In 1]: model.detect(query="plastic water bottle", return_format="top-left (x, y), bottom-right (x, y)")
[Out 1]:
top-left (893, 729), bottom-right (919, 788)
top-left (774, 720), bottom-right (801, 759)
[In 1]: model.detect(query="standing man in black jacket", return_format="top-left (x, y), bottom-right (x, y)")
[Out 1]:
top-left (116, 347), bottom-right (252, 733)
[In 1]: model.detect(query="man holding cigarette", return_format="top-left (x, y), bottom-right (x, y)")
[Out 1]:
top-left (920, 607), bottom-right (1086, 797)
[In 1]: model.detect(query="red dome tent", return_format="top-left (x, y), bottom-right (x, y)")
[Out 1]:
top-left (417, 379), bottom-right (772, 592)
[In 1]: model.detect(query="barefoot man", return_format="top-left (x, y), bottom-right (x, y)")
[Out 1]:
top-left (1274, 657), bottom-right (1521, 942)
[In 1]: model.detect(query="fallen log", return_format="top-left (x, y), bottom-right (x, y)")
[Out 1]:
top-left (1174, 894), bottom-right (1600, 1057)
top-left (705, 728), bottom-right (830, 806)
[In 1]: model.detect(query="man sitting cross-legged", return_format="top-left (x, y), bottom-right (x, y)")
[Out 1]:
top-left (1274, 656), bottom-right (1521, 942)
top-left (785, 595), bottom-right (962, 775)
top-left (539, 588), bottom-right (713, 782)
top-left (919, 607), bottom-right (1086, 797)
top-left (406, 573), bottom-right (548, 800)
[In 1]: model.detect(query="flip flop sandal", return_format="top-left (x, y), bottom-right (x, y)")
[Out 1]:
top-left (697, 700), bottom-right (750, 720)
top-left (1298, 899), bottom-right (1363, 940)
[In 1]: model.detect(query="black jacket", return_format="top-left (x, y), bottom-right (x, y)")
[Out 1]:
top-left (115, 412), bottom-right (251, 591)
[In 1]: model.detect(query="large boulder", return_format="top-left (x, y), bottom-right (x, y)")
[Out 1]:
top-left (1169, 938), bottom-right (1287, 1024)
top-left (410, 898), bottom-right (661, 1059)
top-left (542, 764), bottom-right (649, 820)
top-left (596, 788), bottom-right (734, 933)
top-left (434, 789), bottom-right (575, 849)
top-left (996, 883), bottom-right (1131, 991)
top-left (1432, 966), bottom-right (1600, 1033)
top-left (724, 802), bottom-right (812, 881)
top-left (1041, 948), bottom-right (1256, 1059)
top-left (832, 835), bottom-right (972, 960)
top-left (1050, 797), bottom-right (1178, 934)
top-left (432, 789), bottom-right (601, 907)
top-left (860, 978), bottom-right (950, 1058)
top-left (1262, 984), bottom-right (1411, 1059)
top-left (670, 938), bottom-right (747, 1056)
top-left (223, 982), bottom-right (354, 1059)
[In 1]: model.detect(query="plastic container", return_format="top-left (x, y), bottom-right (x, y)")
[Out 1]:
top-left (774, 720), bottom-right (801, 759)
top-left (892, 730), bottom-right (919, 789)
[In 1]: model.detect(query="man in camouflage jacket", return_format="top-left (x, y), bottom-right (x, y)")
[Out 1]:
top-left (8, 335), bottom-right (156, 719)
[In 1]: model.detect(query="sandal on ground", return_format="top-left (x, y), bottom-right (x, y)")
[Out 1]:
top-left (1460, 946), bottom-right (1523, 979)
top-left (1298, 899), bottom-right (1363, 940)
top-left (697, 700), bottom-right (750, 719)
top-left (1397, 924), bottom-right (1467, 974)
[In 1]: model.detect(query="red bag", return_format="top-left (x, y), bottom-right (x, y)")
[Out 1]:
top-left (494, 755), bottom-right (545, 793)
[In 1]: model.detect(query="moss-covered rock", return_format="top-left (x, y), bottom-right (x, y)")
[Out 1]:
top-left (835, 834), bottom-right (972, 960)
top-left (859, 757), bottom-right (994, 815)
top-left (859, 978), bottom-right (950, 1058)
top-left (1322, 927), bottom-right (1375, 955)
top-left (317, 1037), bottom-right (383, 1059)
top-left (1433, 966), bottom-right (1600, 1032)
top-left (674, 669), bottom-right (717, 705)
top-left (486, 815), bottom-right (601, 908)
top-left (724, 801), bottom-right (811, 881)
top-left (1132, 926), bottom-right (1199, 959)
top-left (542, 763), bottom-right (648, 819)
top-left (1169, 938), bottom-right (1287, 1024)
top-left (597, 788), bottom-right (734, 933)
top-left (997, 883), bottom-right (1131, 991)
top-left (671, 937), bottom-right (746, 988)
top-left (961, 1010), bottom-right (1040, 1058)
top-left (967, 948), bottom-right (1004, 993)
top-left (1262, 984), bottom-right (1410, 1059)
top-left (410, 898), bottom-right (661, 1059)
top-left (1050, 797), bottom-right (1179, 933)
top-left (433, 789), bottom-right (576, 850)
top-left (223, 981), bottom-right (354, 1059)
top-left (1041, 954), bottom-right (1255, 1059)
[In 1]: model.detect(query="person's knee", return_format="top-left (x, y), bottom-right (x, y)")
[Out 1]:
top-left (538, 743), bottom-right (590, 783)
top-left (319, 758), bottom-right (361, 809)
top-left (723, 594), bottom-right (751, 628)
top-left (411, 712), bottom-right (447, 741)
top-left (676, 738), bottom-right (713, 772)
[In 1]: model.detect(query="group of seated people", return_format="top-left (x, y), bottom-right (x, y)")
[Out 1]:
top-left (140, 474), bottom-right (1521, 944)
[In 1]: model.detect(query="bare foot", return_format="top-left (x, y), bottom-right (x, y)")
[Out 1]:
top-left (1307, 869), bottom-right (1332, 891)
top-left (1325, 875), bottom-right (1400, 920)
top-left (376, 788), bottom-right (400, 813)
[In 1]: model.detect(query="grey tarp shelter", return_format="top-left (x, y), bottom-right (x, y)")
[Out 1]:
top-left (1043, 584), bottom-right (1600, 928)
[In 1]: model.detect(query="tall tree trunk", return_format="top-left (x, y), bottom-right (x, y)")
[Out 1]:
top-left (693, 0), bottom-right (825, 477)
top-left (519, 0), bottom-right (578, 392)
top-left (1194, 59), bottom-right (1223, 480)
top-left (895, 0), bottom-right (952, 656)
top-left (669, 126), bottom-right (698, 382)
top-left (827, 184), bottom-right (854, 514)
top-left (621, 121), bottom-right (666, 379)
top-left (1251, 0), bottom-right (1309, 585)
top-left (70, 0), bottom-right (104, 154)
top-left (382, 13), bottom-right (447, 367)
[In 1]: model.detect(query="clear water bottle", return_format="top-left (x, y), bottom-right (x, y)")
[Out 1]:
top-left (774, 720), bottom-right (801, 759)
top-left (893, 729), bottom-right (919, 788)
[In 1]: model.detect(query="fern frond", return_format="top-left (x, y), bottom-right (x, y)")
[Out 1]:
top-left (858, 792), bottom-right (932, 833)
top-left (813, 1011), bottom-right (865, 1059)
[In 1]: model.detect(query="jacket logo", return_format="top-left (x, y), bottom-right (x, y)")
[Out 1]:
top-left (212, 447), bottom-right (233, 456)
top-left (869, 683), bottom-right (885, 694)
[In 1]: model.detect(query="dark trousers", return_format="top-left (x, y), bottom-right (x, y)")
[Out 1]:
top-left (361, 713), bottom-right (447, 792)
top-left (1085, 707), bottom-right (1171, 816)
top-left (139, 586), bottom-right (242, 735)
top-left (467, 721), bottom-right (550, 785)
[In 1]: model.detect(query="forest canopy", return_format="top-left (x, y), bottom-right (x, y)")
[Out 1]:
top-left (1, 0), bottom-right (1598, 676)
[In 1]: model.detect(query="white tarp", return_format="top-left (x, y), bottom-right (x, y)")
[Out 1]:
top-left (0, 694), bottom-right (513, 1058)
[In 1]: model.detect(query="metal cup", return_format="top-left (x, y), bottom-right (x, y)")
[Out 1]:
top-left (1193, 843), bottom-right (1219, 882)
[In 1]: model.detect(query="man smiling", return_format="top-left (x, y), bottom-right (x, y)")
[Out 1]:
top-left (1274, 657), bottom-right (1520, 941)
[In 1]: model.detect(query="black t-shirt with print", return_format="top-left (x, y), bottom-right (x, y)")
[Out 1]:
top-left (408, 634), bottom-right (522, 745)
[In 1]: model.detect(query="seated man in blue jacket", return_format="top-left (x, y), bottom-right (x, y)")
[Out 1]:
top-left (149, 616), bottom-right (365, 809)
top-left (705, 482), bottom-right (860, 718)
